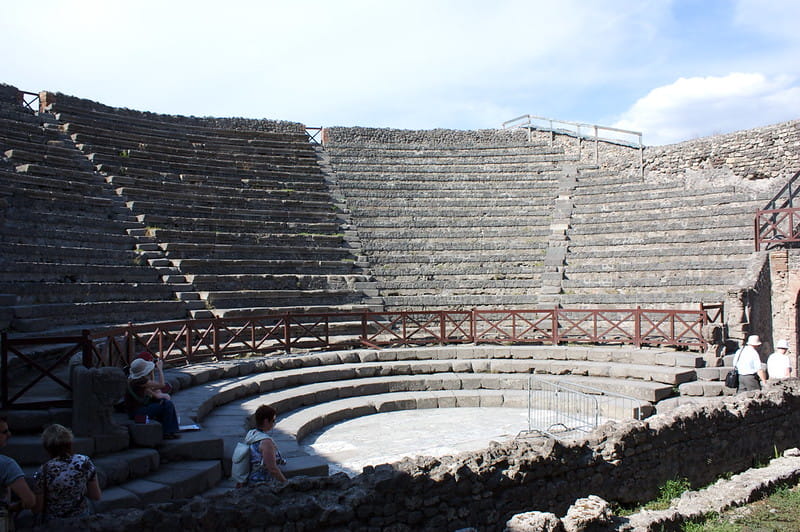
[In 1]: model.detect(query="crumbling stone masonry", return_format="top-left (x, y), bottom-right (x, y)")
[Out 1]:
top-left (57, 381), bottom-right (800, 532)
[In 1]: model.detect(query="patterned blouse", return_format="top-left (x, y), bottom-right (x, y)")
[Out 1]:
top-left (33, 454), bottom-right (96, 519)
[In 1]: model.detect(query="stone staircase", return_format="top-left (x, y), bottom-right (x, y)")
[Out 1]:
top-left (46, 95), bottom-right (380, 320)
top-left (325, 129), bottom-right (564, 310)
top-left (0, 96), bottom-right (191, 333)
top-left (558, 168), bottom-right (771, 308)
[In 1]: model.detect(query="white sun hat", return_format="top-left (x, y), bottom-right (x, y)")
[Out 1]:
top-left (129, 358), bottom-right (155, 380)
top-left (746, 335), bottom-right (762, 346)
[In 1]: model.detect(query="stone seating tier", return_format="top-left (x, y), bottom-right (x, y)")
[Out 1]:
top-left (4, 148), bottom-right (94, 171)
top-left (0, 262), bottom-right (162, 283)
top-left (85, 150), bottom-right (322, 182)
top-left (10, 300), bottom-right (189, 332)
top-left (567, 227), bottom-right (754, 247)
top-left (352, 216), bottom-right (551, 231)
top-left (202, 289), bottom-right (368, 309)
top-left (332, 167), bottom-right (561, 180)
top-left (0, 167), bottom-right (110, 198)
top-left (374, 278), bottom-right (541, 292)
top-left (564, 243), bottom-right (753, 260)
top-left (573, 192), bottom-right (761, 213)
top-left (379, 294), bottom-right (542, 308)
top-left (329, 159), bottom-right (568, 173)
top-left (160, 242), bottom-right (354, 261)
top-left (99, 165), bottom-right (331, 193)
top-left (51, 104), bottom-right (307, 143)
top-left (115, 185), bottom-right (334, 214)
top-left (348, 197), bottom-right (555, 210)
top-left (64, 126), bottom-right (318, 163)
top-left (165, 345), bottom-right (702, 470)
top-left (187, 273), bottom-right (371, 291)
top-left (147, 228), bottom-right (347, 247)
top-left (94, 160), bottom-right (324, 186)
top-left (563, 265), bottom-right (744, 281)
top-left (0, 243), bottom-right (140, 265)
top-left (558, 293), bottom-right (724, 307)
top-left (326, 143), bottom-right (558, 157)
top-left (107, 174), bottom-right (333, 203)
top-left (170, 258), bottom-right (364, 276)
top-left (569, 219), bottom-right (754, 240)
top-left (127, 200), bottom-right (339, 225)
top-left (75, 138), bottom-right (319, 166)
top-left (210, 303), bottom-right (382, 319)
top-left (0, 282), bottom-right (178, 305)
top-left (80, 140), bottom-right (319, 168)
top-left (359, 236), bottom-right (548, 253)
top-left (143, 220), bottom-right (343, 240)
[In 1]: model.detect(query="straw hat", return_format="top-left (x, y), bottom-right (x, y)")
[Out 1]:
top-left (129, 358), bottom-right (155, 380)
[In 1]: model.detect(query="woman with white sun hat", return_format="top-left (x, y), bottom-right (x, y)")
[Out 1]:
top-left (124, 357), bottom-right (181, 439)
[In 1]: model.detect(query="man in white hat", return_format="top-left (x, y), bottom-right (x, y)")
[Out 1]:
top-left (735, 335), bottom-right (767, 392)
top-left (767, 339), bottom-right (792, 381)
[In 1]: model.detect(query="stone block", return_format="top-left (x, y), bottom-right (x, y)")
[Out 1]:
top-left (436, 394), bottom-right (457, 408)
top-left (122, 479), bottom-right (173, 504)
top-left (127, 420), bottom-right (163, 447)
top-left (92, 486), bottom-right (141, 513)
top-left (147, 460), bottom-right (222, 499)
top-left (159, 433), bottom-right (224, 461)
top-left (93, 432), bottom-right (130, 454)
top-left (284, 455), bottom-right (329, 477)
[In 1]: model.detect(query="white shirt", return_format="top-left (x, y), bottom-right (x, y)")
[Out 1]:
top-left (767, 351), bottom-right (792, 380)
top-left (735, 345), bottom-right (765, 375)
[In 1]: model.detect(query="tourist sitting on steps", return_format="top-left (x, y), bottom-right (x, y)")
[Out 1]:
top-left (0, 416), bottom-right (36, 528)
top-left (246, 405), bottom-right (287, 485)
top-left (125, 357), bottom-right (181, 439)
top-left (32, 424), bottom-right (101, 522)
top-left (736, 335), bottom-right (768, 392)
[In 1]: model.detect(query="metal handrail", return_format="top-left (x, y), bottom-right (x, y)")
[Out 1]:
top-left (502, 114), bottom-right (644, 175)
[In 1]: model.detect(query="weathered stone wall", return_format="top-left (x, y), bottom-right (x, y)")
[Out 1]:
top-left (40, 91), bottom-right (305, 134)
top-left (323, 126), bottom-right (532, 146)
top-left (68, 383), bottom-right (800, 532)
top-left (645, 120), bottom-right (800, 181)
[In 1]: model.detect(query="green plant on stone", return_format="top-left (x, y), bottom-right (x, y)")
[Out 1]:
top-left (644, 477), bottom-right (692, 511)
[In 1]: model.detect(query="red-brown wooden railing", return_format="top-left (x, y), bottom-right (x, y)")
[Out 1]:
top-left (1, 305), bottom-right (720, 409)
top-left (755, 169), bottom-right (800, 251)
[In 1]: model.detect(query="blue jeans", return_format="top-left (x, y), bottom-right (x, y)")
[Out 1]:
top-left (133, 399), bottom-right (179, 435)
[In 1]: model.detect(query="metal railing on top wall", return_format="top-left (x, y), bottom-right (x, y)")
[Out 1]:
top-left (1, 305), bottom-right (722, 409)
top-left (755, 168), bottom-right (800, 251)
top-left (502, 114), bottom-right (644, 176)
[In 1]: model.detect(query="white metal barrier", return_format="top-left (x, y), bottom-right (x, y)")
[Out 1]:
top-left (521, 375), bottom-right (647, 439)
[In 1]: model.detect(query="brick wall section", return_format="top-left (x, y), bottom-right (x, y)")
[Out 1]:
top-left (76, 383), bottom-right (800, 531)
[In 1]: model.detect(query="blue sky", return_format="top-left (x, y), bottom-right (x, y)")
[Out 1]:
top-left (1, 0), bottom-right (798, 145)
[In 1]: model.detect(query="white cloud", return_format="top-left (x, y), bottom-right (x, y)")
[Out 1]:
top-left (613, 73), bottom-right (800, 145)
